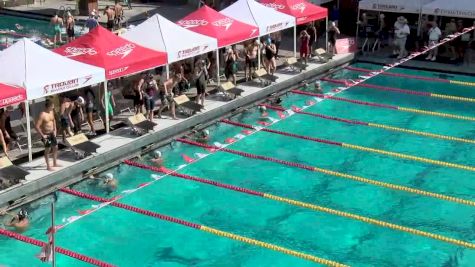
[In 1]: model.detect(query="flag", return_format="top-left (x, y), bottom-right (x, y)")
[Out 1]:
top-left (36, 227), bottom-right (54, 262)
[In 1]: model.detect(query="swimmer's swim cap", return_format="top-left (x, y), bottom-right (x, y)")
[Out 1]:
top-left (105, 173), bottom-right (114, 180)
top-left (76, 96), bottom-right (85, 105)
top-left (203, 130), bottom-right (210, 136)
top-left (259, 106), bottom-right (267, 111)
top-left (154, 150), bottom-right (162, 158)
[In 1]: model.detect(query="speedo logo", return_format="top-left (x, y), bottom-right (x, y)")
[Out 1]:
top-left (64, 47), bottom-right (97, 57)
top-left (177, 19), bottom-right (208, 29)
top-left (212, 18), bottom-right (233, 31)
top-left (263, 3), bottom-right (285, 10)
top-left (291, 3), bottom-right (306, 13)
top-left (106, 43), bottom-right (135, 59)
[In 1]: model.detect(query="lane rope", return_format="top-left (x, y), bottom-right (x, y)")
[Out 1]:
top-left (0, 228), bottom-right (115, 267)
top-left (346, 66), bottom-right (475, 87)
top-left (60, 188), bottom-right (346, 267)
top-left (323, 77), bottom-right (475, 103)
top-left (291, 90), bottom-right (475, 122)
top-left (221, 119), bottom-right (475, 173)
top-left (174, 139), bottom-right (475, 249)
top-left (261, 104), bottom-right (475, 145)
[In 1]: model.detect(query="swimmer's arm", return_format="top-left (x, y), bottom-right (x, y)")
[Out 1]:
top-left (35, 113), bottom-right (46, 138)
top-left (111, 93), bottom-right (116, 107)
top-left (0, 130), bottom-right (7, 155)
top-left (53, 114), bottom-right (57, 136)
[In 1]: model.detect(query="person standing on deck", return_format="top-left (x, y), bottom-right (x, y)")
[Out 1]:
top-left (299, 30), bottom-right (311, 64)
top-left (84, 11), bottom-right (99, 31)
top-left (35, 99), bottom-right (60, 171)
top-left (50, 14), bottom-right (63, 46)
top-left (426, 21), bottom-right (441, 61)
top-left (104, 6), bottom-right (116, 31)
top-left (393, 16), bottom-right (410, 59)
top-left (65, 12), bottom-right (75, 43)
top-left (114, 2), bottom-right (124, 30)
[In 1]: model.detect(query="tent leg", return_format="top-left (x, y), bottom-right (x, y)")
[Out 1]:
top-left (25, 100), bottom-right (32, 162)
top-left (166, 64), bottom-right (170, 80)
top-left (104, 81), bottom-right (109, 133)
top-left (326, 17), bottom-right (329, 52)
top-left (216, 49), bottom-right (220, 86)
top-left (416, 12), bottom-right (422, 38)
top-left (294, 25), bottom-right (297, 58)
top-left (258, 41), bottom-right (261, 70)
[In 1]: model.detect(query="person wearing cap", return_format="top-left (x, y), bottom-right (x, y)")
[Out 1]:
top-left (151, 150), bottom-right (163, 167)
top-left (65, 12), bottom-right (75, 43)
top-left (393, 16), bottom-right (410, 59)
top-left (195, 129), bottom-right (209, 144)
top-left (1, 208), bottom-right (29, 232)
top-left (102, 173), bottom-right (118, 192)
top-left (314, 81), bottom-right (323, 94)
top-left (259, 106), bottom-right (269, 119)
top-left (84, 11), bottom-right (99, 31)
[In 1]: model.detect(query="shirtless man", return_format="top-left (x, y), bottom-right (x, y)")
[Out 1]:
top-left (60, 96), bottom-right (85, 143)
top-left (104, 6), bottom-right (116, 31)
top-left (65, 12), bottom-right (75, 43)
top-left (35, 99), bottom-right (60, 171)
top-left (160, 73), bottom-right (182, 120)
top-left (246, 40), bottom-right (259, 80)
top-left (114, 2), bottom-right (124, 29)
top-left (1, 208), bottom-right (29, 232)
top-left (150, 150), bottom-right (163, 167)
top-left (50, 14), bottom-right (63, 46)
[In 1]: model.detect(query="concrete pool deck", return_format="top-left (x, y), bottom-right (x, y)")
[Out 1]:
top-left (0, 53), bottom-right (354, 208)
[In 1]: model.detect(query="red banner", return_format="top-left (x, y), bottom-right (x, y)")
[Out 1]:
top-left (335, 38), bottom-right (357, 54)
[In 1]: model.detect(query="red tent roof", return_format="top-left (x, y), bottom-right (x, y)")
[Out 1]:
top-left (177, 6), bottom-right (259, 48)
top-left (54, 26), bottom-right (167, 79)
top-left (260, 0), bottom-right (327, 25)
top-left (0, 83), bottom-right (26, 108)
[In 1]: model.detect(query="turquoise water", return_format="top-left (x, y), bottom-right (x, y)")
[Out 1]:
top-left (1, 63), bottom-right (475, 266)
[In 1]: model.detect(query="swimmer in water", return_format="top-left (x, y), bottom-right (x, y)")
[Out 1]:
top-left (1, 208), bottom-right (29, 232)
top-left (194, 129), bottom-right (209, 144)
top-left (314, 81), bottom-right (323, 93)
top-left (259, 106), bottom-right (269, 119)
top-left (89, 173), bottom-right (118, 192)
top-left (150, 150), bottom-right (163, 167)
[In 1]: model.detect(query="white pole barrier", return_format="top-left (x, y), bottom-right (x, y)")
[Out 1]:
top-left (25, 100), bottom-right (32, 162)
top-left (104, 81), bottom-right (109, 133)
top-left (294, 25), bottom-right (297, 57)
top-left (216, 49), bottom-right (220, 86)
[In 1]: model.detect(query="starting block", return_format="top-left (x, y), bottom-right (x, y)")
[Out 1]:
top-left (219, 81), bottom-right (244, 100)
top-left (128, 113), bottom-right (157, 136)
top-left (174, 95), bottom-right (203, 116)
top-left (0, 156), bottom-right (29, 187)
top-left (66, 133), bottom-right (100, 160)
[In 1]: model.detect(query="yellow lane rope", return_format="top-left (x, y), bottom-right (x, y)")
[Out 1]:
top-left (342, 143), bottom-right (475, 172)
top-left (450, 80), bottom-right (475, 87)
top-left (397, 107), bottom-right (475, 121)
top-left (263, 194), bottom-right (475, 249)
top-left (430, 93), bottom-right (475, 103)
top-left (200, 226), bottom-right (348, 267)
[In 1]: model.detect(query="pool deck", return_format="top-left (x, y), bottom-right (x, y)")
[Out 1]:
top-left (0, 53), bottom-right (354, 208)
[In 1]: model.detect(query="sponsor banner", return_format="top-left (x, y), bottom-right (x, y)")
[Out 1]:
top-left (265, 22), bottom-right (286, 34)
top-left (262, 3), bottom-right (285, 10)
top-left (42, 75), bottom-right (95, 96)
top-left (177, 45), bottom-right (210, 60)
top-left (212, 18), bottom-right (233, 31)
top-left (106, 43), bottom-right (135, 59)
top-left (0, 94), bottom-right (25, 106)
top-left (291, 3), bottom-right (307, 13)
top-left (108, 66), bottom-right (130, 77)
top-left (177, 19), bottom-right (208, 29)
top-left (434, 8), bottom-right (475, 19)
top-left (335, 38), bottom-right (357, 54)
top-left (64, 47), bottom-right (98, 57)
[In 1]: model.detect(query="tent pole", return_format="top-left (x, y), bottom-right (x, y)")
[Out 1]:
top-left (25, 100), bottom-right (32, 162)
top-left (294, 25), bottom-right (297, 58)
top-left (215, 49), bottom-right (220, 86)
top-left (355, 8), bottom-right (361, 51)
top-left (326, 16), bottom-right (329, 52)
top-left (166, 64), bottom-right (170, 80)
top-left (417, 11), bottom-right (423, 37)
top-left (258, 40), bottom-right (261, 69)
top-left (104, 81), bottom-right (109, 133)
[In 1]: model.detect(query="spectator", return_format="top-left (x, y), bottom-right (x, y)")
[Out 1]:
top-left (393, 16), bottom-right (410, 59)
top-left (445, 18), bottom-right (458, 60)
top-left (373, 13), bottom-right (388, 51)
top-left (426, 21), bottom-right (441, 61)
top-left (458, 20), bottom-right (469, 60)
top-left (328, 21), bottom-right (340, 54)
top-left (0, 107), bottom-right (18, 148)
top-left (84, 11), bottom-right (99, 31)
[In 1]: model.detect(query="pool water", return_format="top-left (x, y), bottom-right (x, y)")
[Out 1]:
top-left (0, 14), bottom-right (86, 49)
top-left (2, 62), bottom-right (475, 266)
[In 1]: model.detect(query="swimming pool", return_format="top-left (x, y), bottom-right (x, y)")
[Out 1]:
top-left (2, 62), bottom-right (475, 266)
top-left (0, 14), bottom-right (86, 49)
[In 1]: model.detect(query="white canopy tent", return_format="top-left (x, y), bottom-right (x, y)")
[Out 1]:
top-left (0, 38), bottom-right (105, 161)
top-left (422, 0), bottom-right (475, 19)
top-left (122, 14), bottom-right (218, 65)
top-left (221, 0), bottom-right (297, 60)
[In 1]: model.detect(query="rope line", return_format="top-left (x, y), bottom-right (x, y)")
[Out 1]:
top-left (346, 66), bottom-right (475, 87)
top-left (60, 188), bottom-right (345, 267)
top-left (260, 104), bottom-right (475, 145)
top-left (322, 78), bottom-right (475, 103)
top-left (221, 119), bottom-right (475, 173)
top-left (174, 139), bottom-right (475, 249)
top-left (0, 228), bottom-right (115, 267)
top-left (291, 90), bottom-right (475, 122)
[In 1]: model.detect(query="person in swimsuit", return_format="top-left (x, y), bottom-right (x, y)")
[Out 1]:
top-left (246, 40), bottom-right (259, 81)
top-left (70, 97), bottom-right (84, 134)
top-left (35, 99), bottom-right (60, 171)
top-left (84, 88), bottom-right (96, 136)
top-left (194, 129), bottom-right (209, 144)
top-left (299, 30), bottom-right (311, 64)
top-left (0, 106), bottom-right (18, 149)
top-left (114, 2), bottom-right (124, 29)
top-left (194, 59), bottom-right (208, 107)
top-left (264, 39), bottom-right (277, 75)
top-left (50, 14), bottom-right (63, 46)
top-left (104, 6), bottom-right (116, 31)
top-left (133, 76), bottom-right (144, 115)
top-left (1, 208), bottom-right (29, 232)
top-left (140, 73), bottom-right (158, 121)
top-left (270, 31), bottom-right (282, 58)
top-left (161, 73), bottom-right (183, 120)
top-left (65, 12), bottom-right (75, 43)
top-left (328, 21), bottom-right (340, 55)
top-left (89, 173), bottom-right (118, 193)
top-left (224, 48), bottom-right (237, 85)
top-left (307, 23), bottom-right (317, 56)
top-left (60, 96), bottom-right (84, 143)
top-left (151, 150), bottom-right (163, 167)
top-left (314, 81), bottom-right (323, 93)
top-left (101, 82), bottom-right (116, 131)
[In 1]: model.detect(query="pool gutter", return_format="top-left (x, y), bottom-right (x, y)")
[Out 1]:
top-left (0, 54), bottom-right (354, 209)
